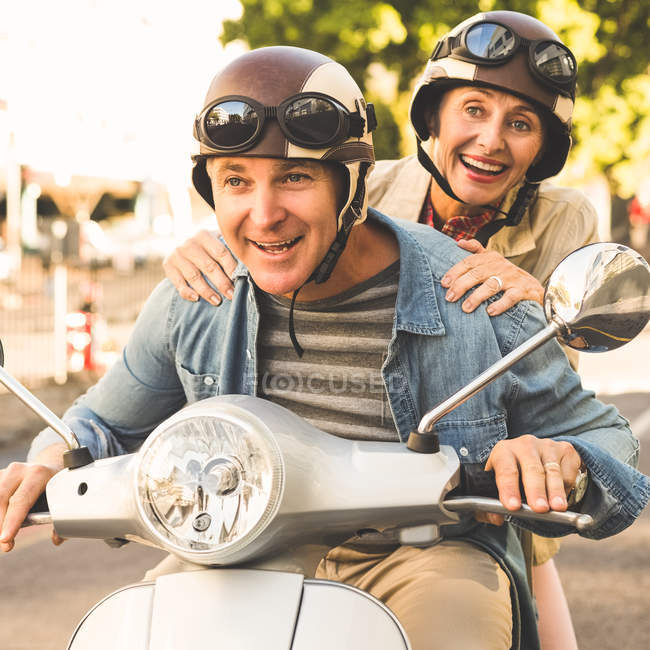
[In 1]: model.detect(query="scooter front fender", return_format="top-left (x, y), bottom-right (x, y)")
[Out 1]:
top-left (68, 568), bottom-right (410, 650)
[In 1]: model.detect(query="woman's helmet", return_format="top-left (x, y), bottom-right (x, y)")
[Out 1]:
top-left (192, 46), bottom-right (376, 277)
top-left (410, 10), bottom-right (577, 184)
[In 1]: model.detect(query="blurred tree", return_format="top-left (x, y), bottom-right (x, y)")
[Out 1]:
top-left (222, 0), bottom-right (649, 195)
top-left (369, 100), bottom-right (402, 160)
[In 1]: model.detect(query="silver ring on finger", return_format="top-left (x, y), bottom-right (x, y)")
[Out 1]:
top-left (487, 275), bottom-right (503, 292)
top-left (543, 461), bottom-right (561, 472)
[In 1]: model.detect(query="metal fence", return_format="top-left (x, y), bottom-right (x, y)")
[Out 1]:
top-left (0, 254), bottom-right (165, 388)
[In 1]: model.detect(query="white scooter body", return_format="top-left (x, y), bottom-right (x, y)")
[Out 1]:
top-left (47, 394), bottom-right (464, 650)
top-left (40, 395), bottom-right (591, 650)
top-left (68, 570), bottom-right (409, 649)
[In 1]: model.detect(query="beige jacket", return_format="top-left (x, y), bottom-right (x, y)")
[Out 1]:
top-left (368, 155), bottom-right (600, 287)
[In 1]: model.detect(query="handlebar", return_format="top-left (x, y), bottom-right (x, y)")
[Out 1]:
top-left (443, 496), bottom-right (594, 530)
top-left (451, 462), bottom-right (594, 530)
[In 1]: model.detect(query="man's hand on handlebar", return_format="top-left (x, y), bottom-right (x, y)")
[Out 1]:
top-left (0, 444), bottom-right (67, 552)
top-left (476, 435), bottom-right (583, 526)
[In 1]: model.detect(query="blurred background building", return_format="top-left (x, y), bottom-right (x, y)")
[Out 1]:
top-left (1, 0), bottom-right (243, 385)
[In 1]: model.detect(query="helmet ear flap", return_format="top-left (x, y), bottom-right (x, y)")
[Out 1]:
top-left (410, 84), bottom-right (436, 141)
top-left (526, 118), bottom-right (571, 183)
top-left (192, 158), bottom-right (215, 209)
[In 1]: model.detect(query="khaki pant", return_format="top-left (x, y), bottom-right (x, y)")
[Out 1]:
top-left (316, 540), bottom-right (512, 650)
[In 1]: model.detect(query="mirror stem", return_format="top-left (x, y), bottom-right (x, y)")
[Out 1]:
top-left (418, 320), bottom-right (563, 434)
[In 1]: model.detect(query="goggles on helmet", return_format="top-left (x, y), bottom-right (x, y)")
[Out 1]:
top-left (431, 21), bottom-right (577, 97)
top-left (194, 92), bottom-right (369, 154)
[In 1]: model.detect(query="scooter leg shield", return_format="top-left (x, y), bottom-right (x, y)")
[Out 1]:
top-left (67, 569), bottom-right (410, 649)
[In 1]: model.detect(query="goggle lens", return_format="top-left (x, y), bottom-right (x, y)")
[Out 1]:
top-left (439, 21), bottom-right (577, 93)
top-left (283, 96), bottom-right (341, 145)
top-left (204, 100), bottom-right (260, 149)
top-left (532, 41), bottom-right (576, 82)
top-left (466, 23), bottom-right (516, 59)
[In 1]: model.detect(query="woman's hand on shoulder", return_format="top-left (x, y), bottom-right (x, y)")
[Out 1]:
top-left (441, 239), bottom-right (544, 316)
top-left (163, 230), bottom-right (237, 306)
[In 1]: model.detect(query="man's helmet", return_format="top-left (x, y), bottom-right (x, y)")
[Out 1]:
top-left (192, 46), bottom-right (376, 249)
top-left (191, 46), bottom-right (377, 356)
top-left (410, 10), bottom-right (577, 184)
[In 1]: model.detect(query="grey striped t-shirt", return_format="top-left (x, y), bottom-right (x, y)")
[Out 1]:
top-left (256, 261), bottom-right (400, 442)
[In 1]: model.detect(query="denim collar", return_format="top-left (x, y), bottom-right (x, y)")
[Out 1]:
top-left (369, 208), bottom-right (445, 336)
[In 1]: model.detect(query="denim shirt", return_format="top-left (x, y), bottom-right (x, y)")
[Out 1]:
top-left (30, 209), bottom-right (649, 541)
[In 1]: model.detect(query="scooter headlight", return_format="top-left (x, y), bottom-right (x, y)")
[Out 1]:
top-left (134, 402), bottom-right (284, 564)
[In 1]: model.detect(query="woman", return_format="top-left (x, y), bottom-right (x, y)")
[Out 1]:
top-left (163, 12), bottom-right (596, 649)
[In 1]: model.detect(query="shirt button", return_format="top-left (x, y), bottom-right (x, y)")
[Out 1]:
top-left (203, 376), bottom-right (215, 386)
top-left (459, 447), bottom-right (469, 457)
top-left (246, 349), bottom-right (252, 360)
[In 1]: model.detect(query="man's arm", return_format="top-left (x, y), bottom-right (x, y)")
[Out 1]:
top-left (488, 301), bottom-right (648, 539)
top-left (31, 280), bottom-right (187, 462)
top-left (2, 280), bottom-right (187, 553)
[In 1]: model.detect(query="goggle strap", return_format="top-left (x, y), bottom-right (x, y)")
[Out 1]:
top-left (365, 103), bottom-right (378, 134)
top-left (349, 112), bottom-right (366, 138)
top-left (432, 37), bottom-right (453, 60)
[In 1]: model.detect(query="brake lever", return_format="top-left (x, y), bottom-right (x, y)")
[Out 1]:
top-left (22, 512), bottom-right (53, 527)
top-left (443, 496), bottom-right (594, 531)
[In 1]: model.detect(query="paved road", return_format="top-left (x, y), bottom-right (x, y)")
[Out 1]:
top-left (1, 389), bottom-right (648, 649)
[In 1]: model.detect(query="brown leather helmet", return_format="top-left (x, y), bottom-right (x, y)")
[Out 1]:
top-left (410, 11), bottom-right (577, 182)
top-left (192, 46), bottom-right (376, 233)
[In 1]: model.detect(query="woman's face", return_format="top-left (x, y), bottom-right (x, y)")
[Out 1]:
top-left (430, 86), bottom-right (545, 207)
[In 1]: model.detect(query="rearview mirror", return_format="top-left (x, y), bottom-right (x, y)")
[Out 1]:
top-left (544, 243), bottom-right (650, 352)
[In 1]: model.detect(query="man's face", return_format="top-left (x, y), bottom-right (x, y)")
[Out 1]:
top-left (207, 157), bottom-right (343, 297)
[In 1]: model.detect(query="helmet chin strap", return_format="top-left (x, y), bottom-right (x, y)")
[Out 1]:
top-left (415, 138), bottom-right (539, 245)
top-left (288, 162), bottom-right (370, 357)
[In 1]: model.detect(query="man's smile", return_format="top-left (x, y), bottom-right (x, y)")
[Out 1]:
top-left (249, 236), bottom-right (303, 254)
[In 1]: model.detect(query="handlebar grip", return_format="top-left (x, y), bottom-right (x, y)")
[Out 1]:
top-left (29, 491), bottom-right (49, 514)
top-left (21, 491), bottom-right (52, 528)
top-left (457, 462), bottom-right (499, 499)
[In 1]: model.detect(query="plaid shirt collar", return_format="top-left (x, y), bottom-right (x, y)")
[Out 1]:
top-left (419, 191), bottom-right (495, 241)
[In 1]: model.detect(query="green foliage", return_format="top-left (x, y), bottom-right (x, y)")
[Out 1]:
top-left (222, 0), bottom-right (650, 196)
top-left (369, 100), bottom-right (402, 161)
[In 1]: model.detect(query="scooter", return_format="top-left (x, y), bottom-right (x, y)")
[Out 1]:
top-left (3, 242), bottom-right (649, 650)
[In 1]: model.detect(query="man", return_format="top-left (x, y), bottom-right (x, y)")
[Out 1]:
top-left (3, 46), bottom-right (648, 650)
